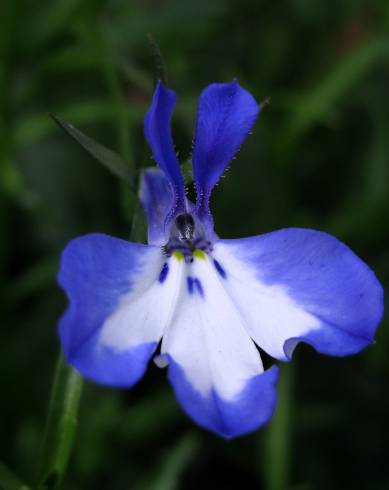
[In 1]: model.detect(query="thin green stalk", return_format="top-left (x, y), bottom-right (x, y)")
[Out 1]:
top-left (263, 363), bottom-right (294, 490)
top-left (97, 28), bottom-right (132, 167)
top-left (36, 354), bottom-right (83, 490)
top-left (94, 27), bottom-right (144, 234)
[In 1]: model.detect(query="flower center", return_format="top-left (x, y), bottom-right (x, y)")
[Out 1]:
top-left (175, 213), bottom-right (195, 241)
top-left (164, 212), bottom-right (212, 262)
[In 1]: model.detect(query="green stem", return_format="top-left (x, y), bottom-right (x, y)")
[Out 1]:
top-left (36, 354), bottom-right (83, 490)
top-left (263, 364), bottom-right (293, 490)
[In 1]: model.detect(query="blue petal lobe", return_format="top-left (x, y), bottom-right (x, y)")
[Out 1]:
top-left (168, 360), bottom-right (278, 438)
top-left (58, 233), bottom-right (163, 387)
top-left (66, 341), bottom-right (156, 388)
top-left (192, 80), bottom-right (259, 222)
top-left (139, 167), bottom-right (174, 245)
top-left (144, 81), bottom-right (186, 216)
top-left (217, 228), bottom-right (384, 360)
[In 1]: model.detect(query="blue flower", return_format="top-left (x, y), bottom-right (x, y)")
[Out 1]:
top-left (58, 80), bottom-right (384, 439)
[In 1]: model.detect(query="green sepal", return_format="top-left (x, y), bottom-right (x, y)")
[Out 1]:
top-left (147, 34), bottom-right (168, 87)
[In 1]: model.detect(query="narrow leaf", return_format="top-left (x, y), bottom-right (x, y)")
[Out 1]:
top-left (14, 100), bottom-right (119, 146)
top-left (51, 114), bottom-right (134, 188)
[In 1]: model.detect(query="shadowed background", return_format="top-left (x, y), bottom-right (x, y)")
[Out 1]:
top-left (1, 0), bottom-right (388, 489)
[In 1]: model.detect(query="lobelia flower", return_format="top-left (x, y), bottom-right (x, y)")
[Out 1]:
top-left (58, 80), bottom-right (384, 439)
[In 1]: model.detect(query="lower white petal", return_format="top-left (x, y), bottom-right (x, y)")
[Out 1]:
top-left (161, 251), bottom-right (278, 437)
top-left (100, 253), bottom-right (184, 351)
top-left (59, 234), bottom-right (184, 387)
top-left (162, 253), bottom-right (263, 400)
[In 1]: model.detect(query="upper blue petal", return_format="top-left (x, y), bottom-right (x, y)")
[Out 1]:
top-left (217, 228), bottom-right (384, 359)
top-left (139, 167), bottom-right (174, 246)
top-left (168, 359), bottom-right (278, 439)
top-left (58, 233), bottom-right (162, 387)
top-left (144, 81), bottom-right (186, 217)
top-left (192, 80), bottom-right (259, 223)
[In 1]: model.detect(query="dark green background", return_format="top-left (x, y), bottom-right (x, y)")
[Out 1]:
top-left (1, 0), bottom-right (388, 489)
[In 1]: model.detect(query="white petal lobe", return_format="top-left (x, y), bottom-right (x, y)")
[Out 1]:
top-left (162, 254), bottom-right (263, 400)
top-left (100, 253), bottom-right (184, 351)
top-left (213, 242), bottom-right (321, 360)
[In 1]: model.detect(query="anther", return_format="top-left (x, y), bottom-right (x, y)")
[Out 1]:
top-left (175, 213), bottom-right (195, 241)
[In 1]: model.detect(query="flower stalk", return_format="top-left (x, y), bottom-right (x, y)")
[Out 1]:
top-left (263, 364), bottom-right (293, 490)
top-left (36, 354), bottom-right (83, 490)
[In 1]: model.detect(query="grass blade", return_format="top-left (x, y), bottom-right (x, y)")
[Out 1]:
top-left (51, 115), bottom-right (134, 188)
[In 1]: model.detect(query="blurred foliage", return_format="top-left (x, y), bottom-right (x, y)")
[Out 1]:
top-left (1, 0), bottom-right (389, 489)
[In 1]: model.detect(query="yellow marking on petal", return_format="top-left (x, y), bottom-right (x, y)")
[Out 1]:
top-left (173, 250), bottom-right (184, 261)
top-left (193, 249), bottom-right (206, 260)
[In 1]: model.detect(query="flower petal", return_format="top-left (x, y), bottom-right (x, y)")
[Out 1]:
top-left (192, 81), bottom-right (259, 223)
top-left (213, 229), bottom-right (384, 361)
top-left (139, 167), bottom-right (174, 245)
top-left (58, 233), bottom-right (183, 387)
top-left (144, 81), bottom-right (186, 216)
top-left (161, 253), bottom-right (278, 438)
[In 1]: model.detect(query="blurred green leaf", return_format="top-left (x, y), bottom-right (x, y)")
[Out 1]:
top-left (284, 36), bottom-right (389, 145)
top-left (328, 114), bottom-right (389, 239)
top-left (14, 100), bottom-right (128, 147)
top-left (25, 0), bottom-right (81, 49)
top-left (135, 433), bottom-right (200, 490)
top-left (45, 45), bottom-right (152, 94)
top-left (44, 45), bottom-right (100, 73)
top-left (120, 57), bottom-right (153, 93)
top-left (0, 156), bottom-right (23, 198)
top-left (117, 390), bottom-right (178, 444)
top-left (6, 257), bottom-right (57, 303)
top-left (106, 0), bottom-right (227, 47)
top-left (51, 115), bottom-right (135, 188)
top-left (0, 461), bottom-right (30, 490)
